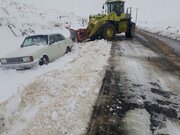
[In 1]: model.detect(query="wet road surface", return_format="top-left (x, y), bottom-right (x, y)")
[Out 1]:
top-left (85, 31), bottom-right (180, 135)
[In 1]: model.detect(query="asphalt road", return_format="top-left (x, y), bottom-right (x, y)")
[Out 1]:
top-left (85, 31), bottom-right (180, 135)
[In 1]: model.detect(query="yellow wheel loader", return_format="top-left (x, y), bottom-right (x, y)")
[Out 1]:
top-left (67, 0), bottom-right (135, 42)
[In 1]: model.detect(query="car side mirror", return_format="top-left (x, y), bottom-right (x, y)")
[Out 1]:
top-left (20, 44), bottom-right (23, 48)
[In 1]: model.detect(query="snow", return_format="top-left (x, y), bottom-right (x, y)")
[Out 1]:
top-left (0, 0), bottom-right (87, 39)
top-left (126, 0), bottom-right (180, 41)
top-left (122, 109), bottom-right (151, 135)
top-left (0, 26), bottom-right (23, 57)
top-left (166, 120), bottom-right (180, 135)
top-left (51, 111), bottom-right (59, 122)
top-left (154, 119), bottom-right (180, 135)
top-left (14, 0), bottom-right (105, 17)
top-left (137, 21), bottom-right (180, 41)
top-left (0, 40), bottom-right (111, 134)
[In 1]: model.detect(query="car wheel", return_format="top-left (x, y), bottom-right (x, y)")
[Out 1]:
top-left (39, 55), bottom-right (49, 66)
top-left (65, 47), bottom-right (71, 54)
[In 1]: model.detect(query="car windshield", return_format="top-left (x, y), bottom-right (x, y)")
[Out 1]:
top-left (22, 35), bottom-right (48, 47)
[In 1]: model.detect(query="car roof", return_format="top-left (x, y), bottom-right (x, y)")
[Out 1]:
top-left (106, 0), bottom-right (125, 3)
top-left (25, 33), bottom-right (66, 38)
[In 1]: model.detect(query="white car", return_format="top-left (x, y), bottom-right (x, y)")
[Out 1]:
top-left (0, 33), bottom-right (73, 69)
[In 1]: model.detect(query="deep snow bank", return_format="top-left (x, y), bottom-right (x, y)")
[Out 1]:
top-left (0, 40), bottom-right (111, 135)
top-left (137, 21), bottom-right (180, 41)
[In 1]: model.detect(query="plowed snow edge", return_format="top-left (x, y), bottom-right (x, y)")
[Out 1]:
top-left (0, 40), bottom-right (111, 135)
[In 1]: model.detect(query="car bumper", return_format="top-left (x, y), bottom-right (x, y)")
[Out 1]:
top-left (0, 59), bottom-right (39, 69)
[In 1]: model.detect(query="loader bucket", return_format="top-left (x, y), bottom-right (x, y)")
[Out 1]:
top-left (66, 27), bottom-right (88, 42)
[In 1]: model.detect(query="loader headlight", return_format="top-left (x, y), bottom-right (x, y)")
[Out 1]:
top-left (0, 59), bottom-right (7, 64)
top-left (22, 56), bottom-right (34, 62)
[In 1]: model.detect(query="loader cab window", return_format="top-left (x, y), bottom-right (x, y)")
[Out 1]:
top-left (106, 2), bottom-right (124, 16)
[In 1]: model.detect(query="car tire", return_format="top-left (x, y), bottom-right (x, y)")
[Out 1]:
top-left (39, 55), bottom-right (49, 66)
top-left (65, 47), bottom-right (71, 54)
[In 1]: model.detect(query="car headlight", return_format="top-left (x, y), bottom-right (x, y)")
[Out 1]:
top-left (22, 56), bottom-right (34, 62)
top-left (0, 59), bottom-right (7, 64)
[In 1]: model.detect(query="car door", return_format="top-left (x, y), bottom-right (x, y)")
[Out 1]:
top-left (56, 34), bottom-right (67, 55)
top-left (47, 34), bottom-right (62, 61)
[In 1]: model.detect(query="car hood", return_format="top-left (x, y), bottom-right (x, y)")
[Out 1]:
top-left (3, 45), bottom-right (47, 58)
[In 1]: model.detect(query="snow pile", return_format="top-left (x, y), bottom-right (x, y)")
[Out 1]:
top-left (0, 40), bottom-right (111, 135)
top-left (0, 0), bottom-right (87, 38)
top-left (122, 109), bottom-right (151, 135)
top-left (137, 21), bottom-right (180, 41)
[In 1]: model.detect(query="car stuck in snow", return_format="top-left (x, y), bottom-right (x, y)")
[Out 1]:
top-left (0, 33), bottom-right (73, 69)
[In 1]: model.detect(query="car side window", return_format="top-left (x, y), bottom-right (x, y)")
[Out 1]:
top-left (49, 35), bottom-right (56, 45)
top-left (56, 34), bottom-right (65, 42)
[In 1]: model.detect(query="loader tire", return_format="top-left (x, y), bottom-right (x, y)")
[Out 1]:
top-left (102, 23), bottom-right (116, 41)
top-left (90, 34), bottom-right (99, 41)
top-left (125, 23), bottom-right (135, 38)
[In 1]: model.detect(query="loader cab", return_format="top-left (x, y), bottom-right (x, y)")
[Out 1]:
top-left (105, 0), bottom-right (125, 16)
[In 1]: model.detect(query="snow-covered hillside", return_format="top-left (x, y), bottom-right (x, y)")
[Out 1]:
top-left (126, 0), bottom-right (180, 41)
top-left (0, 0), bottom-right (86, 36)
top-left (137, 21), bottom-right (180, 41)
top-left (0, 0), bottom-right (87, 57)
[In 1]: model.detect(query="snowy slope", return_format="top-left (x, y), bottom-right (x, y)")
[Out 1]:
top-left (126, 0), bottom-right (180, 41)
top-left (137, 21), bottom-right (180, 41)
top-left (0, 0), bottom-right (87, 37)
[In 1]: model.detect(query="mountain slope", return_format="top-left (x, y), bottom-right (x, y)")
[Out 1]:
top-left (0, 0), bottom-right (86, 37)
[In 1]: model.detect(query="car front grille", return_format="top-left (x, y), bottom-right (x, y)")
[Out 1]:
top-left (6, 57), bottom-right (24, 64)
